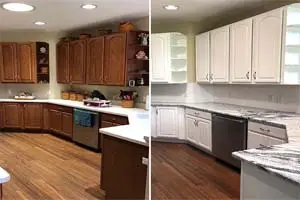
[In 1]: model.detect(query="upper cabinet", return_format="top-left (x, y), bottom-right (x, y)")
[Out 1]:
top-left (69, 40), bottom-right (86, 84)
top-left (0, 43), bottom-right (17, 82)
top-left (104, 33), bottom-right (126, 85)
top-left (196, 4), bottom-right (300, 85)
top-left (17, 43), bottom-right (37, 83)
top-left (230, 19), bottom-right (253, 83)
top-left (86, 37), bottom-right (105, 84)
top-left (253, 8), bottom-right (283, 83)
top-left (151, 32), bottom-right (187, 84)
top-left (57, 42), bottom-right (70, 84)
top-left (210, 26), bottom-right (229, 83)
top-left (196, 32), bottom-right (210, 83)
top-left (0, 42), bottom-right (37, 83)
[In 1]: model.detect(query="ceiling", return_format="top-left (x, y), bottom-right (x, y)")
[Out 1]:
top-left (0, 0), bottom-right (149, 32)
top-left (152, 0), bottom-right (299, 23)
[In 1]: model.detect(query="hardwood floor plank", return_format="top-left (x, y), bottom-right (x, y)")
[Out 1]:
top-left (152, 142), bottom-right (240, 200)
top-left (0, 133), bottom-right (103, 200)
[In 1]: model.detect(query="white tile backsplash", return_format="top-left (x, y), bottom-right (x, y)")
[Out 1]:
top-left (152, 83), bottom-right (300, 113)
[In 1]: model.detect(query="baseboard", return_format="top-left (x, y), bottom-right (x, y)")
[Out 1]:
top-left (151, 137), bottom-right (187, 143)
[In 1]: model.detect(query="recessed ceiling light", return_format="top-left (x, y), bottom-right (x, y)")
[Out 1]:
top-left (1, 2), bottom-right (35, 12)
top-left (34, 21), bottom-right (46, 26)
top-left (81, 4), bottom-right (97, 10)
top-left (164, 5), bottom-right (179, 11)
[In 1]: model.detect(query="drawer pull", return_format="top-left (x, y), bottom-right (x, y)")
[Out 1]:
top-left (260, 128), bottom-right (270, 132)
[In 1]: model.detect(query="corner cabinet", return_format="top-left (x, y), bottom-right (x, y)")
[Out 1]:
top-left (156, 107), bottom-right (179, 138)
top-left (23, 103), bottom-right (43, 129)
top-left (103, 33), bottom-right (126, 85)
top-left (196, 32), bottom-right (210, 83)
top-left (210, 26), bottom-right (230, 83)
top-left (253, 8), bottom-right (283, 83)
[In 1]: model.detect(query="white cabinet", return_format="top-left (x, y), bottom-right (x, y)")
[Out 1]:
top-left (151, 106), bottom-right (157, 137)
top-left (185, 109), bottom-right (212, 151)
top-left (196, 32), bottom-right (210, 83)
top-left (210, 26), bottom-right (230, 83)
top-left (156, 107), bottom-right (179, 138)
top-left (230, 18), bottom-right (253, 83)
top-left (151, 33), bottom-right (169, 83)
top-left (247, 130), bottom-right (285, 149)
top-left (253, 8), bottom-right (283, 83)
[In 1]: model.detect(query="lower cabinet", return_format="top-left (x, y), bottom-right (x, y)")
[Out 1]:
top-left (3, 103), bottom-right (24, 129)
top-left (155, 106), bottom-right (179, 138)
top-left (43, 104), bottom-right (50, 130)
top-left (23, 103), bottom-right (43, 129)
top-left (185, 109), bottom-right (212, 151)
top-left (49, 105), bottom-right (73, 139)
top-left (247, 130), bottom-right (285, 149)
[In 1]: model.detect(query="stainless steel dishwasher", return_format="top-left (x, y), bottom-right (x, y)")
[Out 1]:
top-left (73, 109), bottom-right (99, 149)
top-left (212, 113), bottom-right (247, 169)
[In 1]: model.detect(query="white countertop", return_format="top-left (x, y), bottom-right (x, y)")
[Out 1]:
top-left (0, 99), bottom-right (150, 146)
top-left (0, 167), bottom-right (10, 184)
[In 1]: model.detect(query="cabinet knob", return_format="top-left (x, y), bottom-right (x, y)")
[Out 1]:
top-left (206, 74), bottom-right (209, 81)
top-left (246, 71), bottom-right (250, 79)
top-left (104, 76), bottom-right (108, 81)
top-left (253, 72), bottom-right (257, 80)
top-left (210, 73), bottom-right (213, 80)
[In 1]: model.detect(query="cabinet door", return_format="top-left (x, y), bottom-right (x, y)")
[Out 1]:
top-left (57, 42), bottom-right (70, 83)
top-left (210, 26), bottom-right (229, 83)
top-left (17, 43), bottom-right (36, 83)
top-left (104, 33), bottom-right (126, 86)
top-left (197, 118), bottom-right (212, 151)
top-left (230, 19), bottom-right (253, 83)
top-left (49, 109), bottom-right (62, 133)
top-left (196, 32), bottom-right (210, 82)
top-left (268, 136), bottom-right (285, 146)
top-left (70, 40), bottom-right (86, 84)
top-left (0, 104), bottom-right (3, 129)
top-left (43, 106), bottom-right (49, 130)
top-left (24, 103), bottom-right (42, 129)
top-left (3, 103), bottom-right (23, 128)
top-left (253, 8), bottom-right (283, 83)
top-left (86, 37), bottom-right (105, 84)
top-left (0, 43), bottom-right (17, 82)
top-left (61, 112), bottom-right (73, 138)
top-left (156, 107), bottom-right (178, 138)
top-left (151, 33), bottom-right (169, 82)
top-left (247, 130), bottom-right (269, 149)
top-left (186, 116), bottom-right (198, 144)
top-left (151, 107), bottom-right (157, 137)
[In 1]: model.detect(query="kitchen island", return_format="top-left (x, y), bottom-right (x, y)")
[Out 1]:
top-left (233, 143), bottom-right (300, 200)
top-left (99, 113), bottom-right (149, 200)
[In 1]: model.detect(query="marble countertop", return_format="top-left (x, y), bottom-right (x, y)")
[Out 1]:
top-left (233, 143), bottom-right (300, 185)
top-left (0, 99), bottom-right (149, 146)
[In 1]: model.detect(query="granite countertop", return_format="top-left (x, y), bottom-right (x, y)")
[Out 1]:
top-left (0, 99), bottom-right (149, 146)
top-left (233, 143), bottom-right (300, 185)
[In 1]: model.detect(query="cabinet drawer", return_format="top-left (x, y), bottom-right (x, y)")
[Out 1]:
top-left (185, 108), bottom-right (211, 120)
top-left (48, 104), bottom-right (73, 113)
top-left (101, 113), bottom-right (128, 125)
top-left (248, 121), bottom-right (287, 140)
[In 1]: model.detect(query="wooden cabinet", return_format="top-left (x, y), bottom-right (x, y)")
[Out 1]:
top-left (0, 43), bottom-right (17, 82)
top-left (0, 104), bottom-right (3, 129)
top-left (101, 134), bottom-right (148, 199)
top-left (253, 8), bottom-right (283, 83)
top-left (70, 40), bottom-right (86, 84)
top-left (151, 33), bottom-right (169, 83)
top-left (17, 43), bottom-right (36, 83)
top-left (196, 32), bottom-right (210, 83)
top-left (23, 103), bottom-right (42, 129)
top-left (86, 37), bottom-right (105, 84)
top-left (230, 18), bottom-right (253, 83)
top-left (43, 105), bottom-right (50, 130)
top-left (57, 42), bottom-right (70, 83)
top-left (3, 103), bottom-right (23, 129)
top-left (104, 33), bottom-right (126, 85)
top-left (156, 107), bottom-right (178, 138)
top-left (61, 112), bottom-right (73, 138)
top-left (49, 105), bottom-right (73, 139)
top-left (210, 26), bottom-right (230, 83)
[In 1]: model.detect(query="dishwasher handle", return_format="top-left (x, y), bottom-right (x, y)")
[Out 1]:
top-left (213, 114), bottom-right (246, 124)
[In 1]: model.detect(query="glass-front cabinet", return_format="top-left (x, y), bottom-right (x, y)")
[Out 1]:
top-left (283, 4), bottom-right (300, 84)
top-left (151, 32), bottom-right (187, 83)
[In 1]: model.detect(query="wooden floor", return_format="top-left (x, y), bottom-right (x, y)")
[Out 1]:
top-left (151, 142), bottom-right (240, 200)
top-left (0, 132), bottom-right (104, 200)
